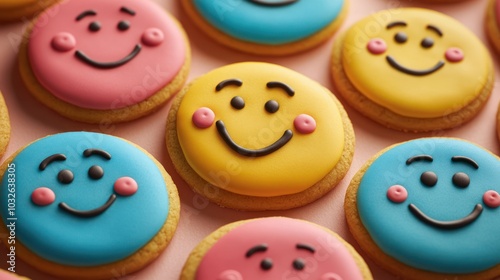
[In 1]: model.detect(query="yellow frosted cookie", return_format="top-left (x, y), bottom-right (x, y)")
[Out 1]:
top-left (0, 132), bottom-right (180, 279)
top-left (486, 0), bottom-right (500, 55)
top-left (181, 0), bottom-right (348, 55)
top-left (331, 8), bottom-right (494, 132)
top-left (0, 0), bottom-right (58, 22)
top-left (166, 62), bottom-right (354, 210)
top-left (0, 91), bottom-right (10, 159)
top-left (181, 217), bottom-right (372, 280)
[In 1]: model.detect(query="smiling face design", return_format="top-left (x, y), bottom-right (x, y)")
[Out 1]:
top-left (28, 0), bottom-right (186, 110)
top-left (357, 138), bottom-right (500, 274)
top-left (191, 0), bottom-right (345, 45)
top-left (341, 8), bottom-right (491, 118)
top-left (0, 132), bottom-right (170, 266)
top-left (195, 218), bottom-right (366, 280)
top-left (176, 62), bottom-right (345, 197)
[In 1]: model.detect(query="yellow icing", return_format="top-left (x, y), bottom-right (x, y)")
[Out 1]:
top-left (341, 8), bottom-right (491, 118)
top-left (176, 62), bottom-right (345, 197)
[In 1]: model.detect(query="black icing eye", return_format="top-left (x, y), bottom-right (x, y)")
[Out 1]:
top-left (88, 165), bottom-right (104, 180)
top-left (117, 20), bottom-right (130, 31)
top-left (452, 172), bottom-right (470, 188)
top-left (58, 170), bottom-right (74, 184)
top-left (421, 37), bottom-right (434, 48)
top-left (394, 32), bottom-right (408, 44)
top-left (88, 21), bottom-right (101, 32)
top-left (420, 171), bottom-right (437, 187)
top-left (260, 258), bottom-right (273, 270)
top-left (264, 100), bottom-right (279, 113)
top-left (292, 258), bottom-right (306, 270)
top-left (231, 96), bottom-right (245, 110)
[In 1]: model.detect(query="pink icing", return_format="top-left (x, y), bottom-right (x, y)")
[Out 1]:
top-left (113, 177), bottom-right (138, 196)
top-left (31, 187), bottom-right (56, 206)
top-left (293, 114), bottom-right (316, 134)
top-left (28, 0), bottom-right (186, 110)
top-left (483, 190), bottom-right (500, 208)
top-left (193, 107), bottom-right (215, 129)
top-left (445, 47), bottom-right (464, 63)
top-left (387, 185), bottom-right (408, 204)
top-left (367, 38), bottom-right (387, 55)
top-left (321, 273), bottom-right (343, 280)
top-left (218, 270), bottom-right (243, 280)
top-left (195, 217), bottom-right (365, 280)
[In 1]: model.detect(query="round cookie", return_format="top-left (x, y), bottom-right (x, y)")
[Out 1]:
top-left (331, 8), bottom-right (494, 132)
top-left (166, 62), bottom-right (354, 211)
top-left (0, 0), bottom-right (58, 22)
top-left (0, 91), bottom-right (10, 158)
top-left (345, 138), bottom-right (500, 279)
top-left (0, 132), bottom-right (180, 279)
top-left (486, 0), bottom-right (500, 55)
top-left (181, 217), bottom-right (373, 280)
top-left (19, 0), bottom-right (190, 124)
top-left (181, 0), bottom-right (348, 55)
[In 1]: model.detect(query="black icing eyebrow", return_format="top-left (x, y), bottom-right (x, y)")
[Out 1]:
top-left (83, 149), bottom-right (112, 160)
top-left (246, 244), bottom-right (268, 257)
top-left (120, 6), bottom-right (136, 16)
top-left (426, 25), bottom-right (443, 37)
top-left (452, 156), bottom-right (479, 169)
top-left (266, 81), bottom-right (295, 97)
top-left (296, 243), bottom-right (315, 254)
top-left (386, 21), bottom-right (407, 29)
top-left (76, 10), bottom-right (97, 21)
top-left (39, 154), bottom-right (67, 170)
top-left (406, 155), bottom-right (433, 165)
top-left (216, 79), bottom-right (243, 92)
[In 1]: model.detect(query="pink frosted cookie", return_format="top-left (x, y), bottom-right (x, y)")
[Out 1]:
top-left (181, 217), bottom-right (373, 280)
top-left (19, 0), bottom-right (190, 123)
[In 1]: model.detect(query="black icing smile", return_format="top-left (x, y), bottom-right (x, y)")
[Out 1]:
top-left (386, 55), bottom-right (444, 76)
top-left (409, 203), bottom-right (483, 229)
top-left (216, 120), bottom-right (293, 157)
top-left (248, 0), bottom-right (298, 6)
top-left (59, 194), bottom-right (117, 217)
top-left (75, 44), bottom-right (142, 69)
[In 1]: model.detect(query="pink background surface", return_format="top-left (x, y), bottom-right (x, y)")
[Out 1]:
top-left (0, 0), bottom-right (499, 279)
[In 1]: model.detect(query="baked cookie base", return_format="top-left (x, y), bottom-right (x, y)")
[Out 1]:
top-left (0, 0), bottom-right (58, 22)
top-left (344, 141), bottom-right (500, 280)
top-left (0, 139), bottom-right (180, 280)
top-left (181, 0), bottom-right (349, 56)
top-left (18, 13), bottom-right (191, 124)
top-left (331, 32), bottom-right (494, 133)
top-left (166, 83), bottom-right (355, 211)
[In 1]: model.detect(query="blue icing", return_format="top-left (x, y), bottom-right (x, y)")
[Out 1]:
top-left (357, 138), bottom-right (500, 274)
top-left (192, 0), bottom-right (344, 45)
top-left (0, 132), bottom-right (169, 266)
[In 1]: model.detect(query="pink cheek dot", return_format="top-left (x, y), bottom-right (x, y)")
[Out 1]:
top-left (193, 107), bottom-right (215, 129)
top-left (141, 28), bottom-right (164, 47)
top-left (218, 270), bottom-right (242, 280)
top-left (321, 273), bottom-right (343, 280)
top-left (367, 38), bottom-right (387, 55)
top-left (445, 47), bottom-right (464, 63)
top-left (31, 187), bottom-right (56, 206)
top-left (294, 114), bottom-right (316, 134)
top-left (387, 185), bottom-right (408, 204)
top-left (483, 190), bottom-right (500, 208)
top-left (51, 32), bottom-right (76, 52)
top-left (114, 177), bottom-right (138, 196)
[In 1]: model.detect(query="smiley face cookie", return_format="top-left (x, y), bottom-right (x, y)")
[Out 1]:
top-left (19, 0), bottom-right (190, 123)
top-left (166, 62), bottom-right (354, 210)
top-left (345, 138), bottom-right (500, 279)
top-left (331, 8), bottom-right (494, 132)
top-left (0, 0), bottom-right (58, 22)
top-left (181, 0), bottom-right (348, 55)
top-left (181, 217), bottom-right (373, 280)
top-left (0, 132), bottom-right (180, 279)
top-left (486, 0), bottom-right (500, 55)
